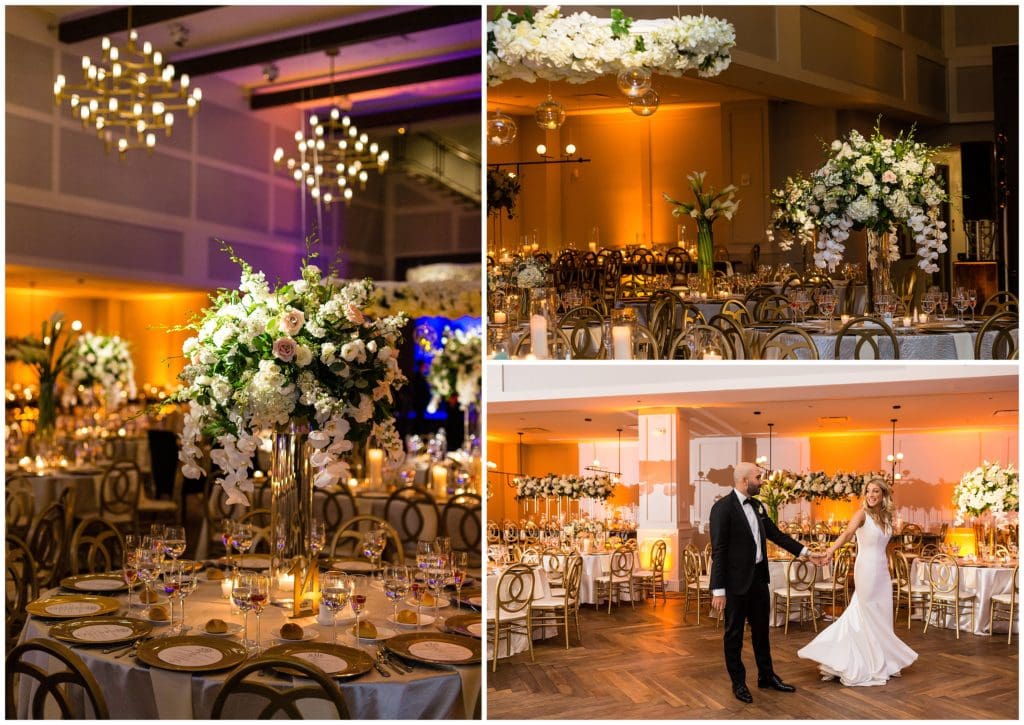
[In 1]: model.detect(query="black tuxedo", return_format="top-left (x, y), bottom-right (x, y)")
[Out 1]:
top-left (709, 490), bottom-right (805, 687)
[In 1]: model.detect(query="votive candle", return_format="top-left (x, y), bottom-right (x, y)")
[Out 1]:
top-left (493, 311), bottom-right (507, 325)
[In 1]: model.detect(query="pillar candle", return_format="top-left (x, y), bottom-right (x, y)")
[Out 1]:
top-left (432, 464), bottom-right (449, 498)
top-left (703, 350), bottom-right (723, 360)
top-left (493, 311), bottom-right (507, 325)
top-left (611, 325), bottom-right (632, 360)
top-left (588, 242), bottom-right (597, 252)
top-left (530, 314), bottom-right (549, 359)
top-left (367, 448), bottom-right (384, 488)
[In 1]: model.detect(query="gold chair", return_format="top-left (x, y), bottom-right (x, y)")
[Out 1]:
top-left (210, 654), bottom-right (349, 718)
top-left (557, 306), bottom-right (607, 359)
top-left (5, 638), bottom-right (109, 718)
top-left (980, 291), bottom-right (1018, 315)
top-left (5, 476), bottom-right (35, 541)
top-left (594, 547), bottom-right (636, 614)
top-left (702, 542), bottom-right (713, 575)
top-left (98, 460), bottom-right (144, 534)
top-left (813, 547), bottom-right (852, 617)
top-left (632, 325), bottom-right (661, 359)
top-left (333, 516), bottom-right (404, 565)
top-left (6, 535), bottom-right (38, 646)
top-left (772, 558), bottom-right (818, 634)
top-left (27, 502), bottom-right (68, 589)
top-left (531, 553), bottom-right (584, 649)
top-left (890, 549), bottom-right (931, 629)
top-left (486, 521), bottom-right (501, 544)
top-left (441, 493), bottom-right (482, 567)
top-left (974, 310), bottom-right (1019, 360)
top-left (756, 325), bottom-right (820, 360)
top-left (833, 315), bottom-right (900, 359)
top-left (923, 553), bottom-right (976, 639)
top-left (383, 486), bottom-right (440, 556)
top-left (681, 547), bottom-right (713, 625)
top-left (315, 487), bottom-right (358, 532)
top-left (486, 563), bottom-right (536, 670)
top-left (720, 298), bottom-right (753, 327)
top-left (520, 547), bottom-right (541, 565)
top-left (899, 523), bottom-right (924, 555)
top-left (632, 539), bottom-right (668, 605)
top-left (666, 324), bottom-right (734, 360)
top-left (754, 294), bottom-right (794, 323)
top-left (989, 565), bottom-right (1019, 644)
top-left (511, 325), bottom-right (572, 360)
top-left (69, 518), bottom-right (125, 575)
top-left (541, 549), bottom-right (567, 592)
top-left (707, 313), bottom-right (752, 359)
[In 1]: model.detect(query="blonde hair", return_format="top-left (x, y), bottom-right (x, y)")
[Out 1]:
top-left (862, 477), bottom-right (894, 532)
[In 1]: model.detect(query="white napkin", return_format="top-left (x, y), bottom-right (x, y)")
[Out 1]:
top-left (951, 332), bottom-right (974, 359)
top-left (452, 662), bottom-right (482, 718)
top-left (149, 668), bottom-right (193, 719)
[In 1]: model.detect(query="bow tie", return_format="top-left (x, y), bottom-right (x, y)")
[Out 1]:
top-left (744, 498), bottom-right (755, 507)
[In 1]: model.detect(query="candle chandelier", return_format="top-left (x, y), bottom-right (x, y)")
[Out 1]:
top-left (886, 417), bottom-right (905, 481)
top-left (52, 12), bottom-right (202, 157)
top-left (272, 49), bottom-right (389, 208)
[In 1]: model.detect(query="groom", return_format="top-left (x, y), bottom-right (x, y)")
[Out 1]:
top-left (710, 462), bottom-right (822, 704)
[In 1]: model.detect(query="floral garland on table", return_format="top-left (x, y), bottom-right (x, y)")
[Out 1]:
top-left (487, 6), bottom-right (736, 85)
top-left (769, 470), bottom-right (889, 502)
top-left (952, 461), bottom-right (1019, 525)
top-left (69, 332), bottom-right (137, 407)
top-left (171, 237), bottom-right (408, 506)
top-left (807, 122), bottom-right (949, 273)
top-left (766, 174), bottom-right (816, 252)
top-left (367, 281), bottom-right (481, 319)
top-left (487, 168), bottom-right (520, 219)
top-left (515, 473), bottom-right (616, 500)
top-left (426, 328), bottom-right (482, 413)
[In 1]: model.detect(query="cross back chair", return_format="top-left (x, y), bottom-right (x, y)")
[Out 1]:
top-left (69, 518), bottom-right (125, 575)
top-left (594, 546), bottom-right (636, 614)
top-left (720, 298), bottom-right (753, 327)
top-left (333, 515), bottom-right (404, 565)
top-left (813, 546), bottom-right (852, 616)
top-left (5, 475), bottom-right (35, 541)
top-left (511, 325), bottom-right (572, 360)
top-left (27, 501), bottom-right (68, 589)
top-left (754, 294), bottom-right (794, 323)
top-left (981, 291), bottom-right (1018, 315)
top-left (666, 324), bottom-right (734, 360)
top-left (757, 325), bottom-right (820, 360)
top-left (681, 546), bottom-right (713, 625)
top-left (890, 549), bottom-right (930, 629)
top-left (441, 492), bottom-right (482, 567)
top-left (557, 306), bottom-right (607, 359)
top-left (989, 564), bottom-right (1019, 644)
top-left (98, 459), bottom-right (143, 533)
top-left (708, 313), bottom-right (751, 359)
top-left (6, 535), bottom-right (38, 647)
top-left (531, 553), bottom-right (584, 649)
top-left (633, 539), bottom-right (668, 605)
top-left (383, 486), bottom-right (440, 557)
top-left (974, 310), bottom-right (1019, 360)
top-left (315, 487), bottom-right (358, 532)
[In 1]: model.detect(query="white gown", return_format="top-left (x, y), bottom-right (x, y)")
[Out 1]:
top-left (798, 514), bottom-right (918, 686)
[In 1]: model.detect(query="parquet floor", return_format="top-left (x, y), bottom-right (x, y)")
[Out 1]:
top-left (486, 594), bottom-right (1019, 720)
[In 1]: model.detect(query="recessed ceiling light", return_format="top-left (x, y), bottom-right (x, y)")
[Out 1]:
top-left (817, 416), bottom-right (849, 424)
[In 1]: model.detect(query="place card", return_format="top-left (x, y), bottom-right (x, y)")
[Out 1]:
top-left (72, 624), bottom-right (134, 642)
top-left (74, 578), bottom-right (124, 591)
top-left (291, 651), bottom-right (348, 674)
top-left (408, 640), bottom-right (474, 662)
top-left (156, 645), bottom-right (223, 667)
top-left (45, 601), bottom-right (103, 616)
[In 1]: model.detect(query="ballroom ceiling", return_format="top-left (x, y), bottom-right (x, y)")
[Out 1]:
top-left (487, 373), bottom-right (1020, 443)
top-left (42, 5), bottom-right (481, 130)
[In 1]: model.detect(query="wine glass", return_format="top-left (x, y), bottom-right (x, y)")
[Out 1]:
top-left (350, 576), bottom-right (369, 643)
top-left (249, 574), bottom-right (270, 654)
top-left (937, 291), bottom-right (949, 320)
top-left (221, 520), bottom-right (236, 570)
top-left (451, 552), bottom-right (468, 611)
top-left (383, 565), bottom-right (409, 623)
top-left (411, 562), bottom-right (429, 628)
top-left (321, 572), bottom-right (352, 645)
top-left (232, 573), bottom-right (253, 651)
top-left (797, 290), bottom-right (813, 322)
top-left (160, 559), bottom-right (182, 632)
top-left (967, 288), bottom-right (977, 321)
top-left (163, 525), bottom-right (186, 562)
top-left (417, 540), bottom-right (435, 560)
top-left (362, 529), bottom-right (387, 581)
top-left (308, 520), bottom-right (326, 560)
top-left (178, 559), bottom-right (198, 633)
top-left (952, 288), bottom-right (967, 321)
top-left (921, 291), bottom-right (936, 319)
top-left (233, 523), bottom-right (254, 569)
top-left (427, 556), bottom-right (446, 621)
top-left (818, 291), bottom-right (837, 332)
top-left (122, 535), bottom-right (140, 611)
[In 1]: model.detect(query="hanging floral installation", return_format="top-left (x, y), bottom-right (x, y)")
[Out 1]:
top-left (768, 470), bottom-right (891, 503)
top-left (487, 6), bottom-right (736, 85)
top-left (515, 473), bottom-right (616, 500)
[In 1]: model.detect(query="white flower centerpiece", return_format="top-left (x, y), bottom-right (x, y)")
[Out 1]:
top-left (807, 122), bottom-right (948, 303)
top-left (172, 240), bottom-right (408, 507)
top-left (487, 6), bottom-right (736, 85)
top-left (515, 473), bottom-right (615, 500)
top-left (663, 170), bottom-right (740, 294)
top-left (69, 332), bottom-right (137, 411)
top-left (426, 328), bottom-right (482, 415)
top-left (766, 174), bottom-right (816, 267)
top-left (953, 461), bottom-right (1019, 556)
top-left (516, 257), bottom-right (549, 289)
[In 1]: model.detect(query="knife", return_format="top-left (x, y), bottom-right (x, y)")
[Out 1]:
top-left (372, 660), bottom-right (391, 678)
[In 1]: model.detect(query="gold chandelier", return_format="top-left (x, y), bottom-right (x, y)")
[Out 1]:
top-left (272, 50), bottom-right (389, 208)
top-left (52, 18), bottom-right (202, 157)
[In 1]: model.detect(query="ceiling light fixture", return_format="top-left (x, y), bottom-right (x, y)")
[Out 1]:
top-left (52, 9), bottom-right (202, 157)
top-left (756, 422), bottom-right (774, 469)
top-left (272, 49), bottom-right (389, 208)
top-left (533, 93), bottom-right (566, 130)
top-left (886, 417), bottom-right (904, 481)
top-left (585, 428), bottom-right (623, 481)
top-left (487, 110), bottom-right (517, 145)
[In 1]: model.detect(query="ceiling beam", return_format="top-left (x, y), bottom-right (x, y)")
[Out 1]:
top-left (347, 97), bottom-right (481, 130)
top-left (250, 56), bottom-right (480, 110)
top-left (58, 6), bottom-right (221, 44)
top-left (172, 6), bottom-right (480, 78)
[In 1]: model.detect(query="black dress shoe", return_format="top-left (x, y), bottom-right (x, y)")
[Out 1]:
top-left (757, 674), bottom-right (796, 692)
top-left (732, 684), bottom-right (753, 703)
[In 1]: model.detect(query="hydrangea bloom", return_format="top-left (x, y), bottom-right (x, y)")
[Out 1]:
top-left (69, 333), bottom-right (137, 409)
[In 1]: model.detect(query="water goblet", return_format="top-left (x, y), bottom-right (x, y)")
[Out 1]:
top-left (383, 565), bottom-right (409, 623)
top-left (411, 564), bottom-right (429, 627)
top-left (362, 528), bottom-right (387, 580)
top-left (308, 520), bottom-right (326, 560)
top-left (921, 291), bottom-right (936, 318)
top-left (178, 560), bottom-right (198, 633)
top-left (232, 573), bottom-right (254, 650)
top-left (819, 291), bottom-right (837, 332)
top-left (233, 523), bottom-right (254, 569)
top-left (249, 574), bottom-right (270, 654)
top-left (163, 525), bottom-right (186, 562)
top-left (122, 535), bottom-right (140, 610)
top-left (937, 291), bottom-right (949, 320)
top-left (321, 572), bottom-right (352, 645)
top-left (952, 289), bottom-right (967, 321)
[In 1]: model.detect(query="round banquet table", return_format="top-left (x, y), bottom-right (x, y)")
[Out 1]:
top-left (485, 564), bottom-right (552, 659)
top-left (751, 324), bottom-right (1015, 360)
top-left (909, 558), bottom-right (1018, 635)
top-left (17, 571), bottom-right (481, 719)
top-left (17, 467), bottom-right (106, 516)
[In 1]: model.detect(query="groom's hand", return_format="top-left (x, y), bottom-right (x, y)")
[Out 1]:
top-left (712, 594), bottom-right (726, 612)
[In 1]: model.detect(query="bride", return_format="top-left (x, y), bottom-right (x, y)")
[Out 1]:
top-left (798, 477), bottom-right (917, 686)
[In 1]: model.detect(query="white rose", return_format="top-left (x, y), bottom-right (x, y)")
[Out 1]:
top-left (295, 345), bottom-right (313, 367)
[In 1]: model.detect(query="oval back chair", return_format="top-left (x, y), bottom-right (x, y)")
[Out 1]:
top-left (6, 639), bottom-right (109, 718)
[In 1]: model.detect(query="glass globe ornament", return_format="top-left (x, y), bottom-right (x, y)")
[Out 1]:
top-left (629, 88), bottom-right (660, 117)
top-left (487, 111), bottom-right (517, 145)
top-left (616, 68), bottom-right (652, 98)
top-left (534, 95), bottom-right (566, 130)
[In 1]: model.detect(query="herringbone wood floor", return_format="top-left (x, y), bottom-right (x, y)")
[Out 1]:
top-left (486, 594), bottom-right (1018, 720)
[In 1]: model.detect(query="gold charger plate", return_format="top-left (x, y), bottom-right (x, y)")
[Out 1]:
top-left (385, 632), bottom-right (481, 665)
top-left (263, 642), bottom-right (374, 680)
top-left (136, 635), bottom-right (247, 672)
top-left (60, 572), bottom-right (130, 593)
top-left (26, 595), bottom-right (121, 619)
top-left (444, 614), bottom-right (482, 638)
top-left (50, 616), bottom-right (151, 645)
top-left (453, 588), bottom-right (482, 607)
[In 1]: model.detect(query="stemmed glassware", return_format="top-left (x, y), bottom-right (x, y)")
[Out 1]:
top-left (122, 535), bottom-right (139, 611)
top-left (321, 572), bottom-right (352, 644)
top-left (967, 288), bottom-right (978, 321)
top-left (383, 565), bottom-right (409, 623)
top-left (937, 291), bottom-right (949, 320)
top-left (426, 556), bottom-right (446, 621)
top-left (163, 525), bottom-right (186, 563)
top-left (232, 574), bottom-right (254, 651)
top-left (221, 520), bottom-right (236, 570)
top-left (178, 560), bottom-right (198, 633)
top-left (411, 563), bottom-right (429, 628)
top-left (138, 537), bottom-right (163, 604)
top-left (350, 576), bottom-right (368, 643)
top-left (309, 520), bottom-right (326, 561)
top-left (451, 552), bottom-right (468, 611)
top-left (161, 559), bottom-right (183, 632)
top-left (921, 291), bottom-right (937, 320)
top-left (818, 290), bottom-right (837, 332)
top-left (249, 574), bottom-right (270, 654)
top-left (361, 529), bottom-right (387, 580)
top-left (952, 287), bottom-right (968, 321)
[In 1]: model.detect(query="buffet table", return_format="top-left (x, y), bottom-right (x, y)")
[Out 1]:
top-left (18, 572), bottom-right (481, 718)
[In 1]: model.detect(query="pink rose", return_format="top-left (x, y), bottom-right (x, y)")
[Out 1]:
top-left (272, 337), bottom-right (296, 363)
top-left (345, 303), bottom-right (365, 325)
top-left (280, 309), bottom-right (305, 335)
top-left (882, 170), bottom-right (897, 184)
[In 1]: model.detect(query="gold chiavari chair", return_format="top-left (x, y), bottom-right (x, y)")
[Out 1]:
top-left (813, 546), bottom-right (852, 617)
top-left (702, 541), bottom-right (713, 575)
top-left (384, 486), bottom-right (440, 556)
top-left (923, 553), bottom-right (976, 639)
top-left (633, 325), bottom-right (661, 359)
top-left (666, 324), bottom-right (734, 360)
top-left (773, 558), bottom-right (818, 634)
top-left (541, 548), bottom-right (567, 593)
top-left (520, 547), bottom-right (541, 565)
top-left (833, 315), bottom-right (900, 359)
top-left (920, 543), bottom-right (942, 559)
top-left (5, 638), bottom-right (110, 718)
top-left (890, 549), bottom-right (930, 629)
top-left (502, 522), bottom-right (520, 546)
top-left (981, 291), bottom-right (1018, 315)
top-left (98, 459), bottom-right (144, 534)
top-left (511, 325), bottom-right (572, 360)
top-left (486, 521), bottom-right (501, 544)
top-left (989, 564), bottom-right (1019, 644)
top-left (594, 546), bottom-right (636, 614)
top-left (720, 298), bottom-right (753, 327)
top-left (557, 306), bottom-right (607, 359)
top-left (754, 294), bottom-right (794, 323)
top-left (708, 313), bottom-right (752, 359)
top-left (6, 535), bottom-right (38, 647)
top-left (899, 523), bottom-right (924, 555)
top-left (632, 539), bottom-right (668, 605)
top-left (69, 518), bottom-right (125, 575)
top-left (441, 493), bottom-right (482, 567)
top-left (531, 553), bottom-right (584, 649)
top-left (487, 563), bottom-right (536, 670)
top-left (27, 502), bottom-right (68, 589)
top-left (681, 546), bottom-right (712, 625)
top-left (5, 476), bottom-right (35, 541)
top-left (210, 654), bottom-right (350, 718)
top-left (756, 325), bottom-right (820, 360)
top-left (744, 285), bottom-right (778, 310)
top-left (974, 310), bottom-right (1019, 360)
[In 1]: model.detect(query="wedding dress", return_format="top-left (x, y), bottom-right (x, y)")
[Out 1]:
top-left (797, 513), bottom-right (917, 686)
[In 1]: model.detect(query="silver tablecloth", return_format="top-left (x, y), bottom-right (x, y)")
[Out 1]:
top-left (753, 328), bottom-right (1008, 360)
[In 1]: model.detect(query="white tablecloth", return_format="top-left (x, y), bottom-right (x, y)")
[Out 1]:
top-left (24, 470), bottom-right (104, 516)
top-left (910, 559), bottom-right (1017, 635)
top-left (17, 576), bottom-right (480, 718)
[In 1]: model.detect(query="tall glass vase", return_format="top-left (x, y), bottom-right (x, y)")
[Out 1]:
top-left (270, 421), bottom-right (319, 616)
top-left (33, 378), bottom-right (59, 460)
top-left (695, 217), bottom-right (715, 295)
top-left (866, 229), bottom-right (894, 312)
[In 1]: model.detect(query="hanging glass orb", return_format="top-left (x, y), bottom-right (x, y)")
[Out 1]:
top-left (616, 68), bottom-right (652, 98)
top-left (486, 111), bottom-right (517, 145)
top-left (629, 88), bottom-right (660, 117)
top-left (534, 95), bottom-right (566, 130)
